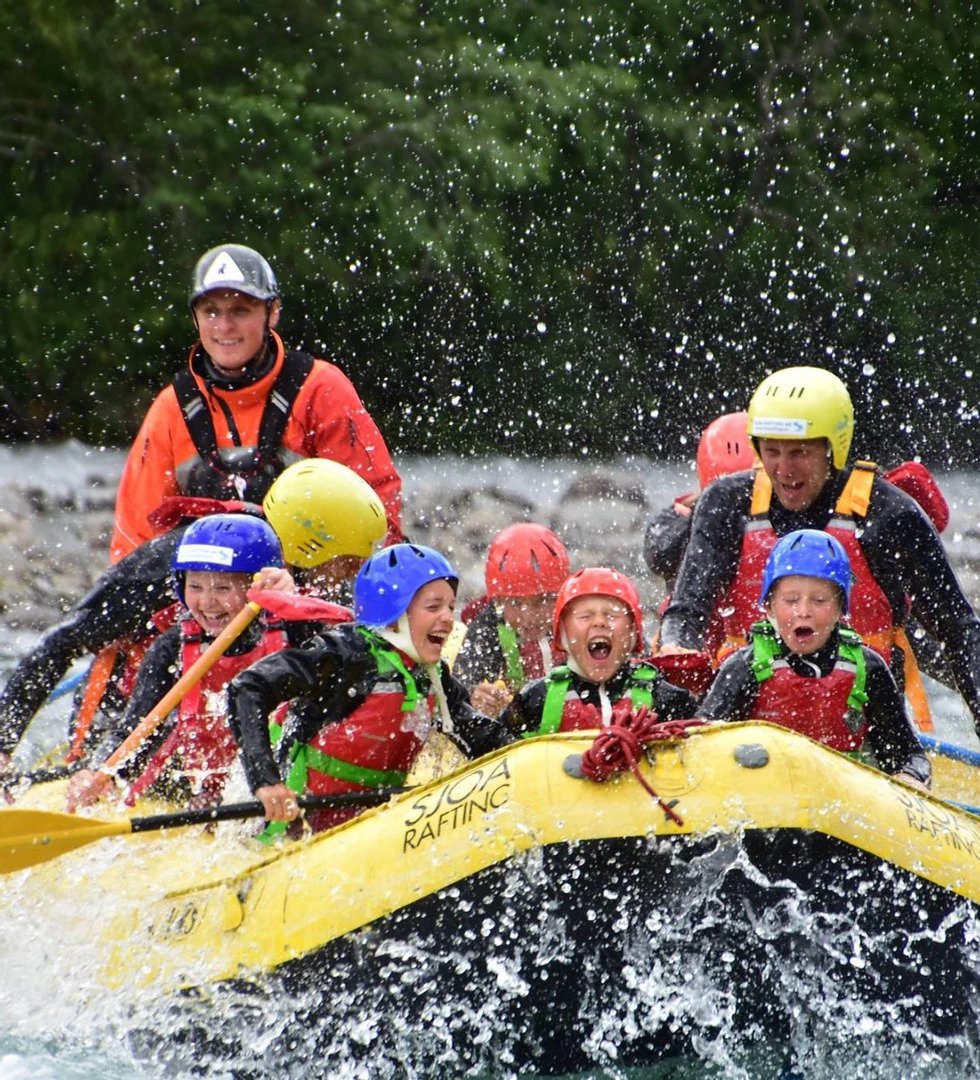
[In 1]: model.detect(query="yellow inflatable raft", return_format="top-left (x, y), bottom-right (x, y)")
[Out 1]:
top-left (3, 722), bottom-right (979, 1076)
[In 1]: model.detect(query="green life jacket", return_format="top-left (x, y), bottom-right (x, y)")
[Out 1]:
top-left (526, 663), bottom-right (660, 738)
top-left (261, 627), bottom-right (426, 840)
top-left (496, 619), bottom-right (525, 691)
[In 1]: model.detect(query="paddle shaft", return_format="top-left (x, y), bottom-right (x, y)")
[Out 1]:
top-left (129, 789), bottom-right (409, 833)
top-left (0, 787), bottom-right (411, 874)
top-left (99, 601), bottom-right (261, 775)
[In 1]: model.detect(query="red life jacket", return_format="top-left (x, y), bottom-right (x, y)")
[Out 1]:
top-left (286, 630), bottom-right (436, 798)
top-left (125, 615), bottom-right (288, 803)
top-left (722, 464), bottom-right (893, 656)
top-left (715, 463), bottom-right (935, 732)
top-left (751, 634), bottom-right (868, 753)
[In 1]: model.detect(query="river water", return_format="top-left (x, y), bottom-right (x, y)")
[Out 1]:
top-left (0, 444), bottom-right (979, 1078)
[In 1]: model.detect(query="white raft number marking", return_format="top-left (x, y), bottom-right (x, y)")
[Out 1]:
top-left (402, 759), bottom-right (511, 852)
top-left (896, 789), bottom-right (980, 862)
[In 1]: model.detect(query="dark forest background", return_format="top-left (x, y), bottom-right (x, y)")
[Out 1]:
top-left (2, 1), bottom-right (977, 465)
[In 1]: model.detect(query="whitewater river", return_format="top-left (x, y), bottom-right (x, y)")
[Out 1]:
top-left (1, 445), bottom-right (979, 1078)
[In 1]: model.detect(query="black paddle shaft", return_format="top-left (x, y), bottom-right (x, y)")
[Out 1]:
top-left (127, 787), bottom-right (411, 834)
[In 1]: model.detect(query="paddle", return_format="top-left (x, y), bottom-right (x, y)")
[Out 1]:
top-left (65, 592), bottom-right (352, 809)
top-left (47, 664), bottom-right (92, 704)
top-left (246, 588), bottom-right (353, 623)
top-left (0, 788), bottom-right (408, 874)
top-left (80, 601), bottom-right (264, 799)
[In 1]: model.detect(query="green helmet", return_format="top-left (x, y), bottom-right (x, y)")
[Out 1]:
top-left (190, 244), bottom-right (279, 305)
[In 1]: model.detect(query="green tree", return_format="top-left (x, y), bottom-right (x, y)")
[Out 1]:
top-left (0, 0), bottom-right (976, 461)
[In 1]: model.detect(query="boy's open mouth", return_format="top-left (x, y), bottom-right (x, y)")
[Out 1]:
top-left (793, 626), bottom-right (815, 641)
top-left (587, 638), bottom-right (612, 660)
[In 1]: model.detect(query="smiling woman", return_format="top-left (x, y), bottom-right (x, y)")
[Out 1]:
top-left (108, 242), bottom-right (403, 562)
top-left (192, 289), bottom-right (281, 376)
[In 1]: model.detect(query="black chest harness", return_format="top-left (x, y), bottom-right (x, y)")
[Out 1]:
top-left (172, 350), bottom-right (314, 502)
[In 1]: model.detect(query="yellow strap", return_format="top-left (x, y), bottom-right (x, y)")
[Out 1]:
top-left (861, 627), bottom-right (933, 733)
top-left (894, 626), bottom-right (934, 733)
top-left (749, 470), bottom-right (772, 515)
top-left (835, 461), bottom-right (877, 518)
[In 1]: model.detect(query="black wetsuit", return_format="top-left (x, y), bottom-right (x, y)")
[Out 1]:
top-left (453, 604), bottom-right (510, 691)
top-left (0, 526), bottom-right (187, 755)
top-left (227, 623), bottom-right (515, 793)
top-left (643, 500), bottom-right (695, 587)
top-left (698, 628), bottom-right (931, 784)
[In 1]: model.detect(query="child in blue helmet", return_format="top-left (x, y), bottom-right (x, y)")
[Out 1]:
top-left (66, 514), bottom-right (298, 811)
top-left (697, 529), bottom-right (930, 789)
top-left (227, 543), bottom-right (515, 833)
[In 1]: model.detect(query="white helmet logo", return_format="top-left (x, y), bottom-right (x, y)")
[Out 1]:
top-left (203, 254), bottom-right (246, 288)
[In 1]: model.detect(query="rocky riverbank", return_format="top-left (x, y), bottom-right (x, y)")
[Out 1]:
top-left (0, 448), bottom-right (684, 642)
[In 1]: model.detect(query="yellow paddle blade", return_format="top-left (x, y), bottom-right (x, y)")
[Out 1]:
top-left (0, 807), bottom-right (134, 874)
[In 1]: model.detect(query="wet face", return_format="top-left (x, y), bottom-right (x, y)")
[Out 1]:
top-left (406, 579), bottom-right (457, 665)
top-left (757, 438), bottom-right (832, 512)
top-left (561, 595), bottom-right (637, 683)
top-left (766, 574), bottom-right (842, 656)
top-left (183, 570), bottom-right (251, 636)
top-left (499, 595), bottom-right (556, 640)
top-left (192, 289), bottom-right (280, 373)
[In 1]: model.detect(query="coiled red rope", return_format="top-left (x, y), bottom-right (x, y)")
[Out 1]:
top-left (578, 703), bottom-right (709, 825)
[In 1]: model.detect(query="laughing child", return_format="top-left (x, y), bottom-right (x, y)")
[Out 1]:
top-left (227, 543), bottom-right (514, 832)
top-left (503, 567), bottom-right (697, 736)
top-left (697, 529), bottom-right (930, 789)
top-left (65, 513), bottom-right (296, 811)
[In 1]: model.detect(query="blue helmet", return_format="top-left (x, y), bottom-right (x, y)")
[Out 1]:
top-left (354, 543), bottom-right (458, 627)
top-left (760, 529), bottom-right (852, 612)
top-left (172, 514), bottom-right (283, 605)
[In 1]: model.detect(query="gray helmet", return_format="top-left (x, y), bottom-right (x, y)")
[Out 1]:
top-left (189, 244), bottom-right (279, 305)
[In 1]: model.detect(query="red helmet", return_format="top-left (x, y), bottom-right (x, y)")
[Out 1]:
top-left (696, 411), bottom-right (755, 488)
top-left (553, 567), bottom-right (644, 652)
top-left (485, 524), bottom-right (570, 598)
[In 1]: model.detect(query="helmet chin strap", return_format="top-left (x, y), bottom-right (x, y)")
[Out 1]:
top-left (377, 614), bottom-right (422, 664)
top-left (376, 616), bottom-right (454, 733)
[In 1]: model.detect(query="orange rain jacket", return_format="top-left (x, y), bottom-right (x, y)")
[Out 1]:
top-left (110, 331), bottom-right (403, 562)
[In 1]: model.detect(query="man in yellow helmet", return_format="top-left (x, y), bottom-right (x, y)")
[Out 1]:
top-left (0, 460), bottom-right (387, 772)
top-left (658, 365), bottom-right (980, 734)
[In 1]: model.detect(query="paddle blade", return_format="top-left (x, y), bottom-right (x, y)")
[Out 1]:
top-left (0, 808), bottom-right (133, 874)
top-left (248, 589), bottom-right (354, 623)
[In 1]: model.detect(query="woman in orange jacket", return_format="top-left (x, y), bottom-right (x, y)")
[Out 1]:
top-left (110, 242), bottom-right (403, 562)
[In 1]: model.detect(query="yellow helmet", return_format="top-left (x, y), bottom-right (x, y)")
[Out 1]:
top-left (747, 366), bottom-right (853, 469)
top-left (262, 459), bottom-right (387, 567)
